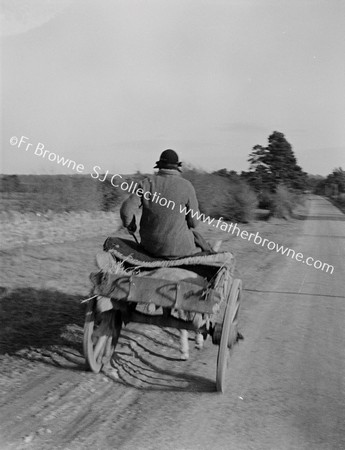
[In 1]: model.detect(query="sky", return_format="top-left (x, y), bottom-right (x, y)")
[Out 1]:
top-left (1, 0), bottom-right (344, 176)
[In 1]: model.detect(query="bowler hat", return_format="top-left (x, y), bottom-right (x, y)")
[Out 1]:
top-left (154, 149), bottom-right (182, 171)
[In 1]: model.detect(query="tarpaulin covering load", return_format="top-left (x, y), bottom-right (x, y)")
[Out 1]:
top-left (103, 237), bottom-right (235, 273)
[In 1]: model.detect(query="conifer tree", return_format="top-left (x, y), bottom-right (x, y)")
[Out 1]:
top-left (246, 131), bottom-right (307, 191)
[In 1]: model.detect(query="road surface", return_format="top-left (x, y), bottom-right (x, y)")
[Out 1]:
top-left (0, 195), bottom-right (344, 449)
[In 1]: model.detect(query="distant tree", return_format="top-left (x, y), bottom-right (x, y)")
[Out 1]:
top-left (241, 165), bottom-right (275, 192)
top-left (213, 168), bottom-right (241, 182)
top-left (248, 145), bottom-right (269, 170)
top-left (246, 131), bottom-right (307, 192)
top-left (318, 167), bottom-right (345, 196)
top-left (327, 167), bottom-right (345, 192)
top-left (213, 168), bottom-right (228, 177)
top-left (306, 174), bottom-right (325, 193)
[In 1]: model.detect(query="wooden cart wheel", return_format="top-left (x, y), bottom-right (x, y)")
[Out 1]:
top-left (216, 278), bottom-right (242, 393)
top-left (211, 267), bottom-right (230, 346)
top-left (83, 298), bottom-right (122, 373)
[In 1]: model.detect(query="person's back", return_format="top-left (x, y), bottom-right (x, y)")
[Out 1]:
top-left (120, 149), bottom-right (217, 357)
top-left (120, 150), bottom-right (200, 258)
top-left (138, 169), bottom-right (199, 257)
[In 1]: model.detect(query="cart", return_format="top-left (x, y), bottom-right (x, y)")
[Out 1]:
top-left (83, 237), bottom-right (242, 393)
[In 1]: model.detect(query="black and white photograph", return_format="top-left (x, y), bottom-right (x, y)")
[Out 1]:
top-left (1, 0), bottom-right (344, 449)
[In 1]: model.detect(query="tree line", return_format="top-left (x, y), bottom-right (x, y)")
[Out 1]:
top-left (214, 130), bottom-right (344, 200)
top-left (1, 131), bottom-right (343, 218)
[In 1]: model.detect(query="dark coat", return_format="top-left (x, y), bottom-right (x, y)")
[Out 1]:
top-left (120, 169), bottom-right (200, 257)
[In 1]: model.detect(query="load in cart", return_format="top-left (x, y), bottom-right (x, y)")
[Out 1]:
top-left (84, 236), bottom-right (242, 393)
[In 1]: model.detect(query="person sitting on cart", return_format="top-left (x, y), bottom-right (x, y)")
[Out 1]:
top-left (120, 149), bottom-right (217, 356)
top-left (120, 149), bottom-right (214, 258)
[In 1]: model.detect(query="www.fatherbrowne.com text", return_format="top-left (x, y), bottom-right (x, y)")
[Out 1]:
top-left (179, 205), bottom-right (334, 274)
top-left (10, 136), bottom-right (335, 274)
top-left (92, 168), bottom-right (334, 274)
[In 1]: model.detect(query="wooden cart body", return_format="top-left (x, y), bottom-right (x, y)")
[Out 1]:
top-left (83, 237), bottom-right (242, 393)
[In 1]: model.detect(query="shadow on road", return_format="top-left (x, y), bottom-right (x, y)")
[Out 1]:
top-left (0, 288), bottom-right (84, 356)
top-left (0, 288), bottom-right (216, 392)
top-left (107, 328), bottom-right (216, 393)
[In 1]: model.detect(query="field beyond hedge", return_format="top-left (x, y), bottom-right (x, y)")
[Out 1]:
top-left (0, 210), bottom-right (122, 251)
top-left (0, 171), bottom-right (259, 223)
top-left (1, 172), bottom-right (305, 225)
top-left (0, 174), bottom-right (128, 213)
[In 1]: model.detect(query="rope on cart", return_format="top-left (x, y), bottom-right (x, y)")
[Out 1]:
top-left (80, 294), bottom-right (97, 304)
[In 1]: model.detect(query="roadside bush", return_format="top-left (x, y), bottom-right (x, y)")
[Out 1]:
top-left (182, 170), bottom-right (226, 217)
top-left (0, 171), bottom-right (258, 220)
top-left (337, 194), bottom-right (345, 213)
top-left (257, 185), bottom-right (306, 218)
top-left (258, 190), bottom-right (274, 210)
top-left (223, 182), bottom-right (258, 223)
top-left (101, 172), bottom-right (149, 211)
top-left (269, 185), bottom-right (296, 218)
top-left (183, 169), bottom-right (257, 223)
top-left (100, 177), bottom-right (127, 212)
top-left (328, 193), bottom-right (345, 214)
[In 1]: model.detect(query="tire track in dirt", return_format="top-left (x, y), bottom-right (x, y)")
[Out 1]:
top-left (1, 367), bottom-right (81, 441)
top-left (53, 388), bottom-right (141, 449)
top-left (0, 323), bottom-right (214, 449)
top-left (0, 363), bottom-right (140, 449)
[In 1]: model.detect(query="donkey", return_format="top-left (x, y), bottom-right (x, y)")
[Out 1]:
top-left (139, 267), bottom-right (206, 360)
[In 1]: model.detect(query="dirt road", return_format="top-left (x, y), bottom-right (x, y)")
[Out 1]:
top-left (1, 196), bottom-right (344, 449)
